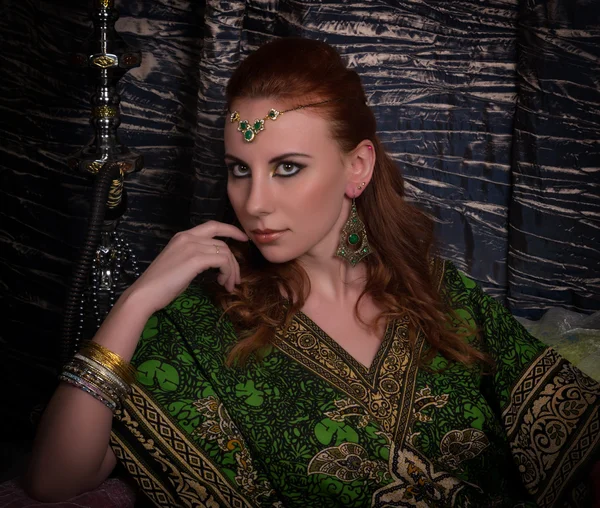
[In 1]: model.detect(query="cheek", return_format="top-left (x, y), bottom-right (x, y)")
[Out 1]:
top-left (227, 178), bottom-right (245, 208)
top-left (287, 174), bottom-right (345, 228)
top-left (227, 181), bottom-right (248, 217)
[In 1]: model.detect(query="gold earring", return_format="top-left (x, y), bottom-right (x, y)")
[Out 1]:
top-left (335, 197), bottom-right (372, 267)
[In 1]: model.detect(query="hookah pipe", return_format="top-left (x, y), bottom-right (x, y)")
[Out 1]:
top-left (61, 161), bottom-right (123, 363)
top-left (60, 0), bottom-right (143, 366)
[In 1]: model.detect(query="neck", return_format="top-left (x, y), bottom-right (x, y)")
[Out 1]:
top-left (298, 247), bottom-right (368, 306)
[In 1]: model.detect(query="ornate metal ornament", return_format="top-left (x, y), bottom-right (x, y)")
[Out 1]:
top-left (92, 54), bottom-right (117, 68)
top-left (335, 200), bottom-right (372, 267)
top-left (229, 99), bottom-right (332, 143)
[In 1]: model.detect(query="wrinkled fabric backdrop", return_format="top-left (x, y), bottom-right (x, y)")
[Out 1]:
top-left (0, 0), bottom-right (598, 448)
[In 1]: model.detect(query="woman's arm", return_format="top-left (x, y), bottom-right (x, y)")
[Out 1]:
top-left (25, 221), bottom-right (247, 502)
top-left (24, 292), bottom-right (150, 502)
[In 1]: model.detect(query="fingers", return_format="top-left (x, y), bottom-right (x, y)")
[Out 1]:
top-left (170, 222), bottom-right (245, 293)
top-left (210, 240), bottom-right (240, 291)
top-left (188, 221), bottom-right (248, 242)
top-left (201, 252), bottom-right (237, 292)
top-left (194, 241), bottom-right (240, 293)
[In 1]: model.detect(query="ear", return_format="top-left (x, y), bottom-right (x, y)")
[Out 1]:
top-left (344, 139), bottom-right (376, 198)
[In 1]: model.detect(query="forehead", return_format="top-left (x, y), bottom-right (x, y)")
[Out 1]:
top-left (224, 98), bottom-right (335, 157)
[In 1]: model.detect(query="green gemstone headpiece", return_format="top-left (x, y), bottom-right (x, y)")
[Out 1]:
top-left (229, 99), bottom-right (333, 143)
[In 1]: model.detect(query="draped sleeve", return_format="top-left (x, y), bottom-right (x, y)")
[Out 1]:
top-left (444, 262), bottom-right (600, 508)
top-left (109, 285), bottom-right (280, 508)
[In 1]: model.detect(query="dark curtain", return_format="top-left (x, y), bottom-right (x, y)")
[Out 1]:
top-left (0, 0), bottom-right (598, 451)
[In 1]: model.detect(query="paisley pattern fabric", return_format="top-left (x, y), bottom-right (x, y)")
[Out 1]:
top-left (110, 260), bottom-right (600, 507)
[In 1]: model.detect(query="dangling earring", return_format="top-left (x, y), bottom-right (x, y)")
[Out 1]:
top-left (335, 183), bottom-right (372, 267)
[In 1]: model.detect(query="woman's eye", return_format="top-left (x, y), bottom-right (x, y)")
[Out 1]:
top-left (274, 162), bottom-right (304, 177)
top-left (228, 164), bottom-right (250, 178)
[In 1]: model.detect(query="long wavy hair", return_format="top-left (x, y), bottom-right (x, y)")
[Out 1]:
top-left (217, 38), bottom-right (487, 368)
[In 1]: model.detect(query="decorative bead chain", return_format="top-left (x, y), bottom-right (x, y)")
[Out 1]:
top-left (78, 229), bottom-right (141, 338)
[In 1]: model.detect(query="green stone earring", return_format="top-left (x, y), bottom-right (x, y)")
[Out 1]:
top-left (336, 197), bottom-right (372, 266)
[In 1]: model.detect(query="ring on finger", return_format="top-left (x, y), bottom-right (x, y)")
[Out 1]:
top-left (214, 244), bottom-right (220, 254)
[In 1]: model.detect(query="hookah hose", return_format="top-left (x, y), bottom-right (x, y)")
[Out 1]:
top-left (60, 161), bottom-right (124, 366)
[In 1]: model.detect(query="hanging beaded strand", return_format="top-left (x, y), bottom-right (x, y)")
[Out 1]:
top-left (80, 230), bottom-right (142, 334)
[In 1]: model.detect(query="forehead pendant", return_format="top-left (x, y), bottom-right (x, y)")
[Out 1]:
top-left (229, 109), bottom-right (281, 143)
top-left (228, 99), bottom-right (333, 143)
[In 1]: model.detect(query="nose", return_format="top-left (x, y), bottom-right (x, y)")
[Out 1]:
top-left (245, 173), bottom-right (274, 217)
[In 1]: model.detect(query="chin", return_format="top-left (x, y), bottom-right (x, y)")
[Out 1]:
top-left (255, 246), bottom-right (298, 264)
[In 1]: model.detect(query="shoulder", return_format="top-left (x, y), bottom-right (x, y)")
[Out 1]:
top-left (438, 259), bottom-right (477, 291)
top-left (437, 259), bottom-right (548, 357)
top-left (435, 258), bottom-right (481, 310)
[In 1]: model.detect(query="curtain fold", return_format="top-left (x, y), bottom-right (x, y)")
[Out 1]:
top-left (509, 0), bottom-right (600, 317)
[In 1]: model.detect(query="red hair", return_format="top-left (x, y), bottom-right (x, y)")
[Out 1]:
top-left (218, 38), bottom-right (486, 367)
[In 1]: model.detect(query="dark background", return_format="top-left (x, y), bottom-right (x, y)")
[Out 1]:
top-left (1, 0), bottom-right (599, 475)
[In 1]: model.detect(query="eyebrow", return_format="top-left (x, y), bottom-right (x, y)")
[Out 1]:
top-left (224, 152), bottom-right (313, 165)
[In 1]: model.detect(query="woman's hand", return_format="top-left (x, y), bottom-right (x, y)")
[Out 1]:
top-left (124, 221), bottom-right (248, 315)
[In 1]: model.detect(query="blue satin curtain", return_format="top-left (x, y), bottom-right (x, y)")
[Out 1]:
top-left (190, 0), bottom-right (600, 317)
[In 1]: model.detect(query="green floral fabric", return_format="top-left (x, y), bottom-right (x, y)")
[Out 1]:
top-left (110, 261), bottom-right (600, 507)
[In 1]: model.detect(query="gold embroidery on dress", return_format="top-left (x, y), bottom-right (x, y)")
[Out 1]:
top-left (307, 442), bottom-right (389, 482)
top-left (273, 258), bottom-right (446, 445)
top-left (275, 314), bottom-right (414, 438)
top-left (503, 348), bottom-right (600, 507)
top-left (116, 384), bottom-right (254, 507)
top-left (413, 386), bottom-right (450, 423)
top-left (439, 429), bottom-right (490, 470)
top-left (372, 443), bottom-right (466, 506)
top-left (324, 398), bottom-right (371, 428)
top-left (110, 431), bottom-right (178, 507)
top-left (194, 396), bottom-right (275, 503)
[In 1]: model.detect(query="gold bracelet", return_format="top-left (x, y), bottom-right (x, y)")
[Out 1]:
top-left (74, 354), bottom-right (132, 396)
top-left (79, 341), bottom-right (136, 385)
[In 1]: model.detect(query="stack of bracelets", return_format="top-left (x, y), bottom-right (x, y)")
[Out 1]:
top-left (59, 341), bottom-right (136, 412)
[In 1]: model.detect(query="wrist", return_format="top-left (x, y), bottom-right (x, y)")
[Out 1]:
top-left (117, 285), bottom-right (156, 319)
top-left (91, 289), bottom-right (155, 361)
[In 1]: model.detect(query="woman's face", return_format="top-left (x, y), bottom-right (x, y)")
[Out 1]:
top-left (225, 98), bottom-right (352, 264)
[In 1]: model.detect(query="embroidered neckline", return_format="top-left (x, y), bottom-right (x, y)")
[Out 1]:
top-left (294, 309), bottom-right (395, 378)
top-left (273, 258), bottom-right (446, 442)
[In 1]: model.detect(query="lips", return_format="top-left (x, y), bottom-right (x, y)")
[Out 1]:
top-left (251, 228), bottom-right (287, 244)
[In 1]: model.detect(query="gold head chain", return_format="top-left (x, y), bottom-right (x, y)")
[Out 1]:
top-left (229, 99), bottom-right (333, 143)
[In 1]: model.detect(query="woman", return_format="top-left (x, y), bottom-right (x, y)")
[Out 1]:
top-left (26, 38), bottom-right (599, 507)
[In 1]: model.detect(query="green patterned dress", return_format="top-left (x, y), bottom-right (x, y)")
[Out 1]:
top-left (110, 261), bottom-right (600, 507)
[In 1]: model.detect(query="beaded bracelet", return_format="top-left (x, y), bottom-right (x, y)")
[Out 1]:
top-left (59, 372), bottom-right (118, 411)
top-left (60, 371), bottom-right (118, 407)
top-left (63, 363), bottom-right (123, 403)
top-left (73, 354), bottom-right (132, 398)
